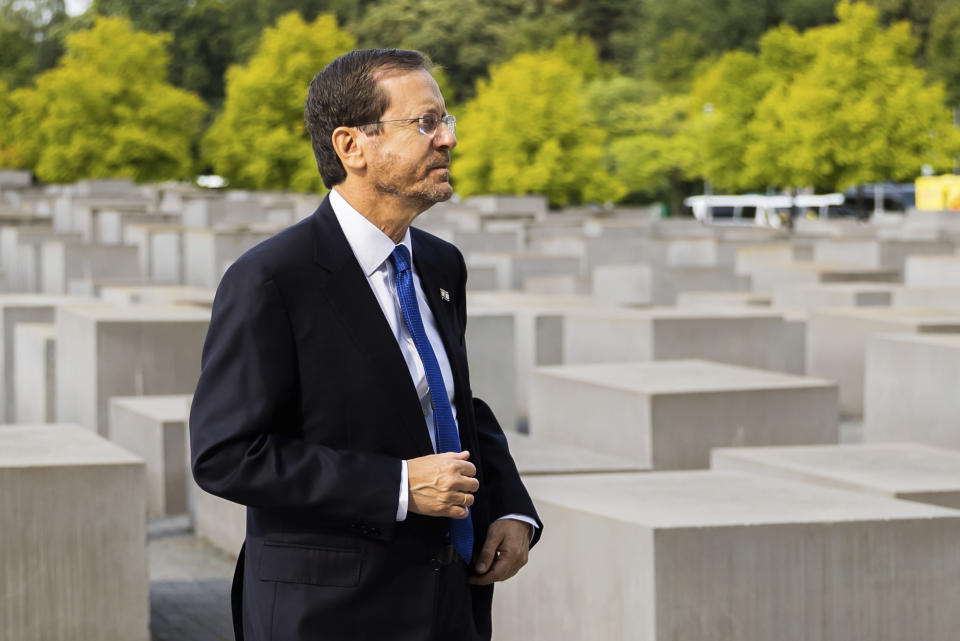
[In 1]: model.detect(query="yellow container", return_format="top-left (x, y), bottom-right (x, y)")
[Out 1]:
top-left (916, 175), bottom-right (960, 211)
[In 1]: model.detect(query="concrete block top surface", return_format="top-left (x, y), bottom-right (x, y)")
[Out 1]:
top-left (770, 307), bottom-right (809, 322)
top-left (712, 443), bottom-right (960, 496)
top-left (17, 322), bottom-right (56, 339)
top-left (566, 306), bottom-right (783, 321)
top-left (110, 395), bottom-right (192, 421)
top-left (521, 471), bottom-right (960, 528)
top-left (506, 434), bottom-right (649, 475)
top-left (99, 285), bottom-right (215, 301)
top-left (812, 306), bottom-right (960, 327)
top-left (676, 291), bottom-right (772, 304)
top-left (0, 423), bottom-right (143, 467)
top-left (870, 332), bottom-right (960, 350)
top-left (764, 261), bottom-right (894, 275)
top-left (0, 294), bottom-right (91, 308)
top-left (536, 360), bottom-right (834, 394)
top-left (788, 282), bottom-right (902, 294)
top-left (468, 292), bottom-right (619, 311)
top-left (58, 303), bottom-right (211, 322)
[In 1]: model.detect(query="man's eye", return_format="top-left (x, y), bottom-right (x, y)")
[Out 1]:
top-left (421, 114), bottom-right (439, 131)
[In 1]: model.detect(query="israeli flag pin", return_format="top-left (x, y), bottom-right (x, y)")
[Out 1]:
top-left (440, 288), bottom-right (450, 302)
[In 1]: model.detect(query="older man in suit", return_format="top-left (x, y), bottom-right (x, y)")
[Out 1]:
top-left (189, 48), bottom-right (542, 641)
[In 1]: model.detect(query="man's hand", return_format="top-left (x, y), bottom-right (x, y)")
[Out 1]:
top-left (469, 519), bottom-right (531, 585)
top-left (407, 450), bottom-right (478, 518)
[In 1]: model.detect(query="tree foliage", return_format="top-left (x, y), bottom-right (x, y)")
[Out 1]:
top-left (454, 37), bottom-right (625, 206)
top-left (926, 1), bottom-right (960, 106)
top-left (203, 12), bottom-right (354, 192)
top-left (4, 16), bottom-right (206, 182)
top-left (0, 0), bottom-right (70, 89)
top-left (744, 1), bottom-right (960, 190)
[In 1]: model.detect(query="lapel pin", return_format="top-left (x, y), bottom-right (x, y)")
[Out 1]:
top-left (440, 288), bottom-right (450, 302)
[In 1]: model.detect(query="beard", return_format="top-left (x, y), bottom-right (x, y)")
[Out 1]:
top-left (371, 150), bottom-right (453, 206)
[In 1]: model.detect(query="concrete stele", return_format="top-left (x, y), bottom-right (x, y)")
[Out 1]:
top-left (0, 294), bottom-right (85, 423)
top-left (711, 442), bottom-right (960, 510)
top-left (13, 322), bottom-right (56, 423)
top-left (529, 360), bottom-right (838, 469)
top-left (806, 307), bottom-right (960, 417)
top-left (864, 333), bottom-right (960, 450)
top-left (748, 261), bottom-right (898, 295)
top-left (561, 307), bottom-right (791, 372)
top-left (507, 433), bottom-right (648, 475)
top-left (771, 282), bottom-right (897, 310)
top-left (109, 395), bottom-right (192, 516)
top-left (466, 293), bottom-right (622, 428)
top-left (464, 309), bottom-right (517, 431)
top-left (0, 424), bottom-right (148, 641)
top-left (493, 470), bottom-right (960, 641)
top-left (904, 255), bottom-right (960, 287)
top-left (675, 291), bottom-right (772, 308)
top-left (55, 303), bottom-right (210, 436)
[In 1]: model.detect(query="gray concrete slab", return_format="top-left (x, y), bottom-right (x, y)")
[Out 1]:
top-left (41, 240), bottom-right (141, 293)
top-left (192, 484), bottom-right (246, 558)
top-left (711, 442), bottom-right (960, 509)
top-left (467, 253), bottom-right (582, 291)
top-left (0, 423), bottom-right (149, 641)
top-left (807, 307), bottom-right (960, 416)
top-left (184, 228), bottom-right (275, 288)
top-left (530, 360), bottom-right (838, 469)
top-left (507, 433), bottom-right (648, 475)
top-left (676, 291), bottom-right (771, 308)
top-left (904, 255), bottom-right (960, 286)
top-left (749, 262), bottom-right (899, 294)
top-left (864, 333), bottom-right (960, 450)
top-left (55, 304), bottom-right (209, 436)
top-left (812, 238), bottom-right (953, 271)
top-left (465, 310), bottom-right (517, 431)
top-left (110, 395), bottom-right (192, 517)
top-left (771, 282), bottom-right (897, 310)
top-left (561, 307), bottom-right (791, 372)
top-left (0, 294), bottom-right (86, 422)
top-left (13, 322), bottom-right (55, 423)
top-left (493, 470), bottom-right (960, 641)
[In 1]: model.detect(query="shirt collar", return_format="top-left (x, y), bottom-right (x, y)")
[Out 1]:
top-left (330, 188), bottom-right (413, 277)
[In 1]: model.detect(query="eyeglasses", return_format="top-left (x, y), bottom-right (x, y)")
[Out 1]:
top-left (353, 113), bottom-right (456, 136)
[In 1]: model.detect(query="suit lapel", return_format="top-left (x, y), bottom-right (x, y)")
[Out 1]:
top-left (310, 198), bottom-right (434, 456)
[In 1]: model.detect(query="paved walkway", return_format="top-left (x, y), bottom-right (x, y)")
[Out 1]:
top-left (149, 517), bottom-right (236, 641)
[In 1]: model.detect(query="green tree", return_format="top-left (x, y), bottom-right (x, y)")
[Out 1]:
top-left (455, 37), bottom-right (625, 206)
top-left (927, 1), bottom-right (960, 106)
top-left (0, 80), bottom-right (18, 166)
top-left (93, 0), bottom-right (235, 104)
top-left (6, 16), bottom-right (206, 182)
top-left (0, 0), bottom-right (71, 89)
top-left (351, 0), bottom-right (504, 104)
top-left (203, 12), bottom-right (354, 192)
top-left (607, 93), bottom-right (697, 211)
top-left (678, 25), bottom-right (813, 192)
top-left (745, 1), bottom-right (960, 191)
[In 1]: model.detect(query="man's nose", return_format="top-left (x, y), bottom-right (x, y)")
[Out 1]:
top-left (434, 122), bottom-right (456, 150)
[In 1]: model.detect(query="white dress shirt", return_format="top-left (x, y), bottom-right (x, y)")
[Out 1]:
top-left (330, 189), bottom-right (536, 536)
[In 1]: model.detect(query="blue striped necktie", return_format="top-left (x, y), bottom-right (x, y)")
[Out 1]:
top-left (389, 244), bottom-right (473, 564)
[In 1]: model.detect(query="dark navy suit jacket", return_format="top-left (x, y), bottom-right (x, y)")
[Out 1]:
top-left (189, 195), bottom-right (542, 641)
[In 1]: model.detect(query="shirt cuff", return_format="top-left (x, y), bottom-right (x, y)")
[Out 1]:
top-left (497, 513), bottom-right (538, 542)
top-left (396, 459), bottom-right (409, 521)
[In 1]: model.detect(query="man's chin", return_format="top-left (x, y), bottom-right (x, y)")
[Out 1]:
top-left (418, 181), bottom-right (453, 204)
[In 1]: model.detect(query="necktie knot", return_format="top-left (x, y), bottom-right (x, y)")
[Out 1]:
top-left (390, 245), bottom-right (411, 275)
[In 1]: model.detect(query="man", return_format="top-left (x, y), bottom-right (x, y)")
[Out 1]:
top-left (190, 48), bottom-right (542, 641)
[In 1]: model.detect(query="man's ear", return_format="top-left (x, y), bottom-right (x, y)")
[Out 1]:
top-left (331, 126), bottom-right (366, 173)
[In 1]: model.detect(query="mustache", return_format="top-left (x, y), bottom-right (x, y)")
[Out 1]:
top-left (427, 156), bottom-right (450, 170)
